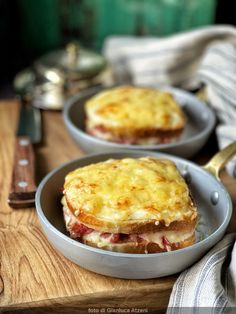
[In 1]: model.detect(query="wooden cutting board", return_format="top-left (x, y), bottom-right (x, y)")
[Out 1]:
top-left (0, 100), bottom-right (235, 313)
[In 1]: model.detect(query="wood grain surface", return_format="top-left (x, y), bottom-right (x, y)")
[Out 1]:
top-left (0, 100), bottom-right (235, 313)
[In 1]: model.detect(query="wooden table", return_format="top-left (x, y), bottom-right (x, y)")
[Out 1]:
top-left (0, 100), bottom-right (235, 313)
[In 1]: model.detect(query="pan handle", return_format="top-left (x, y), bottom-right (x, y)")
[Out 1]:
top-left (203, 141), bottom-right (236, 180)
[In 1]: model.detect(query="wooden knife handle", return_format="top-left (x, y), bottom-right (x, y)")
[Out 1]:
top-left (8, 136), bottom-right (36, 208)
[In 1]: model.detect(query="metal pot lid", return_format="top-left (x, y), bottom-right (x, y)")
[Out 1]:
top-left (35, 42), bottom-right (106, 80)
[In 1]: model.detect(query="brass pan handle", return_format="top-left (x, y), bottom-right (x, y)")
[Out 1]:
top-left (203, 141), bottom-right (236, 180)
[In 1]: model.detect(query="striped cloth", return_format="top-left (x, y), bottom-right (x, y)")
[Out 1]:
top-left (167, 233), bottom-right (236, 311)
top-left (103, 25), bottom-right (236, 177)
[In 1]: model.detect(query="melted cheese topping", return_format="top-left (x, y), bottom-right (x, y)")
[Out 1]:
top-left (64, 157), bottom-right (197, 226)
top-left (85, 86), bottom-right (185, 130)
top-left (82, 230), bottom-right (194, 249)
top-left (139, 231), bottom-right (193, 247)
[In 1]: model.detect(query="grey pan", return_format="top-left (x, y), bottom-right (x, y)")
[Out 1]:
top-left (63, 86), bottom-right (216, 158)
top-left (35, 144), bottom-right (236, 279)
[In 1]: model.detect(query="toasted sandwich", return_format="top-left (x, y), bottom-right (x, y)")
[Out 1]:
top-left (85, 86), bottom-right (186, 145)
top-left (62, 157), bottom-right (197, 254)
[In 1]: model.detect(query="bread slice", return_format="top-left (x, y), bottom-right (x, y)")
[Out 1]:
top-left (85, 85), bottom-right (186, 144)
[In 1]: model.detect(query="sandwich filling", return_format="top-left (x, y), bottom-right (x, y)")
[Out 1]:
top-left (88, 126), bottom-right (181, 145)
top-left (62, 198), bottom-right (195, 252)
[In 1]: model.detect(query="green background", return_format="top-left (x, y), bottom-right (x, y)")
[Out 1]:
top-left (18, 0), bottom-right (216, 53)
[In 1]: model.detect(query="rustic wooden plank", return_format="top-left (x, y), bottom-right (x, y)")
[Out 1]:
top-left (0, 225), bottom-right (175, 309)
top-left (0, 101), bottom-right (175, 312)
top-left (0, 101), bottom-right (81, 227)
top-left (0, 100), bottom-right (235, 312)
top-left (0, 289), bottom-right (169, 314)
top-left (0, 102), bottom-right (18, 220)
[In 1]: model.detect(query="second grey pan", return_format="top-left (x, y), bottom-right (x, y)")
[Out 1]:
top-left (63, 86), bottom-right (216, 158)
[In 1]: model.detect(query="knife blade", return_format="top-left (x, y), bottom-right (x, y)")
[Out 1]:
top-left (8, 99), bottom-right (41, 208)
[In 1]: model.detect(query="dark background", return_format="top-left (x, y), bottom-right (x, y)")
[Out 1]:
top-left (0, 0), bottom-right (235, 96)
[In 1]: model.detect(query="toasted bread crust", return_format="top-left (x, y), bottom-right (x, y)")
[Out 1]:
top-left (65, 196), bottom-right (197, 234)
top-left (88, 125), bottom-right (185, 136)
top-left (82, 234), bottom-right (195, 254)
top-left (87, 125), bottom-right (183, 144)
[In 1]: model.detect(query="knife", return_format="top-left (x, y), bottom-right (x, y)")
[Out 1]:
top-left (8, 98), bottom-right (41, 208)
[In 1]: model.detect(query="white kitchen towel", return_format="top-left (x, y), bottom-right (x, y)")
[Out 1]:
top-left (103, 25), bottom-right (236, 177)
top-left (167, 233), bottom-right (236, 312)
